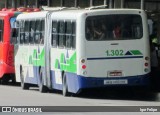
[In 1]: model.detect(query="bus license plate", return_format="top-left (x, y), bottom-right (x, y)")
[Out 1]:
top-left (104, 80), bottom-right (128, 85)
top-left (108, 70), bottom-right (123, 77)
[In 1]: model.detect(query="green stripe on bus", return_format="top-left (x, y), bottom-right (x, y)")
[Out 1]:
top-left (130, 50), bottom-right (142, 55)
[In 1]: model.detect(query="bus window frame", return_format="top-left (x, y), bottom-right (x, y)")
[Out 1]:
top-left (51, 19), bottom-right (76, 50)
top-left (18, 19), bottom-right (45, 46)
top-left (19, 20), bottom-right (25, 45)
top-left (29, 20), bottom-right (36, 44)
top-left (39, 19), bottom-right (45, 45)
top-left (58, 20), bottom-right (66, 48)
top-left (51, 20), bottom-right (59, 48)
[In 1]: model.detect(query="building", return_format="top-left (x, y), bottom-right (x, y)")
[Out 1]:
top-left (0, 0), bottom-right (160, 11)
top-left (42, 0), bottom-right (160, 10)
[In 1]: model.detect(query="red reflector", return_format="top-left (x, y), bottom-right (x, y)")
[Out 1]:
top-left (82, 65), bottom-right (86, 69)
top-left (145, 63), bottom-right (148, 67)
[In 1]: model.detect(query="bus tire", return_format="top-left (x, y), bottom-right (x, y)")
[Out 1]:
top-left (39, 68), bottom-right (48, 93)
top-left (62, 74), bottom-right (70, 96)
top-left (20, 67), bottom-right (29, 90)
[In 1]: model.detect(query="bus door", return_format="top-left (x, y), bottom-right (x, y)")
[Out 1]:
top-left (85, 14), bottom-right (149, 82)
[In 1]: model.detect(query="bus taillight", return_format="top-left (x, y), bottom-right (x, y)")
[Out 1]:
top-left (144, 63), bottom-right (148, 67)
top-left (82, 65), bottom-right (86, 69)
top-left (81, 59), bottom-right (86, 69)
top-left (144, 56), bottom-right (149, 72)
top-left (80, 59), bottom-right (87, 75)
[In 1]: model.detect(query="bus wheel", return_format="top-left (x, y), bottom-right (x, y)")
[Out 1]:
top-left (20, 67), bottom-right (29, 90)
top-left (39, 68), bottom-right (48, 93)
top-left (62, 74), bottom-right (70, 96)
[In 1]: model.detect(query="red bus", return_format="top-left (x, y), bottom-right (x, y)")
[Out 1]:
top-left (0, 8), bottom-right (41, 84)
top-left (0, 10), bottom-right (21, 84)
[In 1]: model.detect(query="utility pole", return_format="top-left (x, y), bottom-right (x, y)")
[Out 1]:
top-left (75, 0), bottom-right (79, 7)
top-left (47, 0), bottom-right (51, 7)
top-left (141, 0), bottom-right (144, 10)
top-left (104, 0), bottom-right (108, 5)
top-left (90, 0), bottom-right (93, 6)
top-left (5, 0), bottom-right (9, 8)
top-left (36, 0), bottom-right (39, 8)
top-left (24, 0), bottom-right (28, 8)
top-left (61, 0), bottom-right (64, 7)
top-left (12, 0), bottom-right (17, 9)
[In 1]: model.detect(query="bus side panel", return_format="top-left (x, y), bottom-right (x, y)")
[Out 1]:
top-left (50, 48), bottom-right (77, 92)
top-left (24, 45), bottom-right (44, 85)
top-left (0, 15), bottom-right (14, 78)
top-left (0, 44), bottom-right (15, 78)
top-left (14, 44), bottom-right (21, 82)
top-left (15, 45), bottom-right (45, 85)
top-left (51, 70), bottom-right (79, 93)
top-left (50, 71), bottom-right (150, 94)
top-left (0, 43), bottom-right (5, 78)
top-left (15, 45), bottom-right (38, 84)
top-left (15, 45), bottom-right (29, 82)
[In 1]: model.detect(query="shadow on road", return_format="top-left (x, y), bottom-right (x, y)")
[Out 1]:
top-left (76, 87), bottom-right (160, 102)
top-left (1, 80), bottom-right (160, 102)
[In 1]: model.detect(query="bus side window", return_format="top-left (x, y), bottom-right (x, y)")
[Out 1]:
top-left (58, 21), bottom-right (66, 48)
top-left (66, 21), bottom-right (76, 49)
top-left (20, 21), bottom-right (25, 44)
top-left (24, 21), bottom-right (30, 44)
top-left (52, 21), bottom-right (58, 47)
top-left (30, 20), bottom-right (36, 44)
top-left (0, 19), bottom-right (4, 42)
top-left (66, 21), bottom-right (72, 48)
top-left (35, 20), bottom-right (41, 44)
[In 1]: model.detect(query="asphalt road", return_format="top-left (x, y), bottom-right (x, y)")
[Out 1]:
top-left (0, 83), bottom-right (160, 114)
top-left (0, 83), bottom-right (160, 107)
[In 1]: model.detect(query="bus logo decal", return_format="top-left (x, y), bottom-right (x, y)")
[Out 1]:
top-left (29, 48), bottom-right (45, 66)
top-left (128, 50), bottom-right (142, 55)
top-left (106, 50), bottom-right (143, 57)
top-left (54, 52), bottom-right (77, 73)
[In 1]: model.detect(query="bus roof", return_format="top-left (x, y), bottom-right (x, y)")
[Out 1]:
top-left (0, 11), bottom-right (21, 17)
top-left (51, 8), bottom-right (145, 19)
top-left (16, 8), bottom-right (145, 20)
top-left (16, 11), bottom-right (48, 20)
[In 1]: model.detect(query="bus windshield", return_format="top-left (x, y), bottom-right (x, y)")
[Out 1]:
top-left (85, 14), bottom-right (143, 41)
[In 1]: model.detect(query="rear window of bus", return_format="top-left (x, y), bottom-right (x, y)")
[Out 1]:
top-left (85, 14), bottom-right (143, 41)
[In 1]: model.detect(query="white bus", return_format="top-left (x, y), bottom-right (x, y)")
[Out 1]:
top-left (14, 8), bottom-right (150, 96)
